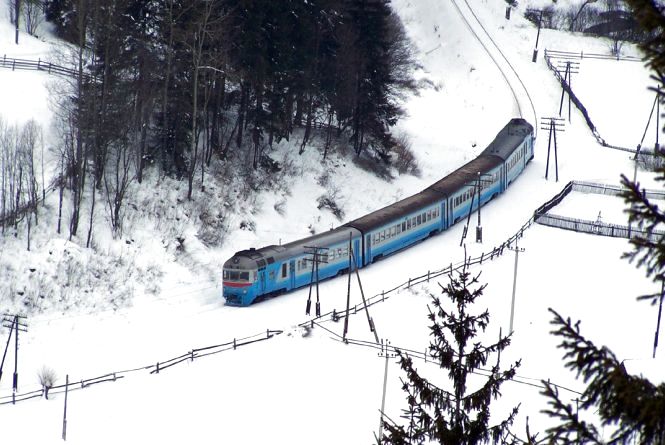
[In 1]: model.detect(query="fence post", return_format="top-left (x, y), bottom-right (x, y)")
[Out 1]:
top-left (190, 350), bottom-right (194, 362)
top-left (233, 338), bottom-right (236, 350)
top-left (407, 278), bottom-right (411, 288)
top-left (427, 271), bottom-right (430, 282)
top-left (155, 362), bottom-right (159, 374)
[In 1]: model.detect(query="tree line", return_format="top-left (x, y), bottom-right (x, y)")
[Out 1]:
top-left (32, 0), bottom-right (415, 241)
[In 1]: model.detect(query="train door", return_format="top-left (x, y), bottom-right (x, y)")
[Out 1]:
top-left (258, 268), bottom-right (266, 294)
top-left (366, 235), bottom-right (372, 265)
top-left (289, 260), bottom-right (296, 289)
top-left (441, 201), bottom-right (446, 230)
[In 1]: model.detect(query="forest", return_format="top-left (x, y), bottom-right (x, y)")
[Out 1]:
top-left (1, 0), bottom-right (416, 242)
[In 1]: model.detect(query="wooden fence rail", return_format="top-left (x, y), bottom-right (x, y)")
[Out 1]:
top-left (1, 181), bottom-right (649, 405)
top-left (0, 55), bottom-right (94, 81)
top-left (544, 49), bottom-right (643, 62)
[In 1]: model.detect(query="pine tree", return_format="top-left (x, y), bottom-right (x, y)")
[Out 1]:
top-left (541, 309), bottom-right (665, 444)
top-left (380, 268), bottom-right (521, 445)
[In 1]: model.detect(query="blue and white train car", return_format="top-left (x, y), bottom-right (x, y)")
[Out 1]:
top-left (223, 227), bottom-right (363, 306)
top-left (222, 118), bottom-right (534, 306)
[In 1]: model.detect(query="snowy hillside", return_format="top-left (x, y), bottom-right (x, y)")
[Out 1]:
top-left (0, 0), bottom-right (663, 444)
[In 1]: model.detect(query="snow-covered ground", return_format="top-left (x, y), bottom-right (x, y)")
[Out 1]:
top-left (0, 0), bottom-right (663, 443)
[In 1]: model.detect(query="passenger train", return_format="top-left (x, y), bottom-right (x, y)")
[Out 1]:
top-left (223, 118), bottom-right (534, 306)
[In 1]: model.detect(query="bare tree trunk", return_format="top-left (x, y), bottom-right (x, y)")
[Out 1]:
top-left (14, 0), bottom-right (20, 44)
top-left (236, 82), bottom-right (247, 149)
top-left (70, 0), bottom-right (89, 239)
top-left (57, 166), bottom-right (64, 235)
top-left (26, 209), bottom-right (31, 251)
top-left (15, 165), bottom-right (22, 236)
top-left (86, 184), bottom-right (95, 248)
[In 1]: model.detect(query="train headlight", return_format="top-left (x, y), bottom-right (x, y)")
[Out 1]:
top-left (243, 289), bottom-right (247, 294)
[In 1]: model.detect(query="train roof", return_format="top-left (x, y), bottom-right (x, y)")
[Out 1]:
top-left (426, 154), bottom-right (503, 196)
top-left (224, 226), bottom-right (360, 270)
top-left (480, 118), bottom-right (533, 160)
top-left (343, 188), bottom-right (442, 233)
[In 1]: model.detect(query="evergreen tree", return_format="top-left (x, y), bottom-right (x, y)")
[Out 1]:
top-left (540, 309), bottom-right (665, 444)
top-left (380, 269), bottom-right (521, 445)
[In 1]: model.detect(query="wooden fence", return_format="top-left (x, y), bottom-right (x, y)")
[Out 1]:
top-left (2, 181), bottom-right (659, 405)
top-left (532, 180), bottom-right (665, 242)
top-left (544, 49), bottom-right (652, 156)
top-left (0, 55), bottom-right (93, 81)
top-left (544, 49), bottom-right (643, 63)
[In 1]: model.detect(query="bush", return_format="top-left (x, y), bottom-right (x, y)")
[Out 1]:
top-left (37, 365), bottom-right (57, 400)
top-left (391, 132), bottom-right (420, 176)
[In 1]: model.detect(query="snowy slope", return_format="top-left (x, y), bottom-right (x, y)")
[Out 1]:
top-left (0, 0), bottom-right (663, 443)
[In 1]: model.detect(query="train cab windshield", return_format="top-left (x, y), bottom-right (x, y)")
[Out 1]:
top-left (223, 270), bottom-right (253, 282)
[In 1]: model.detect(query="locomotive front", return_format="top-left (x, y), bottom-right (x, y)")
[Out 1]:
top-left (222, 250), bottom-right (260, 306)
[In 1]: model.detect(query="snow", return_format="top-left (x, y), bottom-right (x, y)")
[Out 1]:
top-left (0, 0), bottom-right (663, 443)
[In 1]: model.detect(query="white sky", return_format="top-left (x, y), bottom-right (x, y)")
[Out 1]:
top-left (0, 0), bottom-right (663, 443)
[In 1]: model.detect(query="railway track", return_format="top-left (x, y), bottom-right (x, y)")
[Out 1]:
top-left (450, 0), bottom-right (539, 138)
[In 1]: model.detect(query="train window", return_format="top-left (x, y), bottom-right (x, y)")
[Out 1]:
top-left (396, 224), bottom-right (401, 234)
top-left (422, 212), bottom-right (426, 222)
top-left (406, 219), bottom-right (411, 230)
top-left (402, 222), bottom-right (406, 232)
top-left (338, 248), bottom-right (343, 257)
top-left (281, 263), bottom-right (287, 278)
top-left (240, 272), bottom-right (250, 281)
top-left (374, 233), bottom-right (380, 244)
top-left (427, 211), bottom-right (431, 221)
top-left (381, 231), bottom-right (385, 241)
top-left (391, 226), bottom-right (397, 236)
top-left (330, 250), bottom-right (335, 261)
top-left (267, 257), bottom-right (275, 264)
top-left (223, 270), bottom-right (229, 280)
top-left (417, 215), bottom-right (421, 225)
top-left (321, 254), bottom-right (329, 263)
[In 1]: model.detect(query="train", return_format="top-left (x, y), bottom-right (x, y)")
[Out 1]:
top-left (223, 118), bottom-right (534, 306)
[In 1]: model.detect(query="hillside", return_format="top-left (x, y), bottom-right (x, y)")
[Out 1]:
top-left (0, 0), bottom-right (663, 443)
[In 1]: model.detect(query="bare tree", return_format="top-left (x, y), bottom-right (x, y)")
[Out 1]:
top-left (37, 365), bottom-right (57, 400)
top-left (22, 0), bottom-right (43, 36)
top-left (103, 140), bottom-right (135, 238)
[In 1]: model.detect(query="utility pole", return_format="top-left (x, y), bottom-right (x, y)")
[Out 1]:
top-left (13, 315), bottom-right (27, 397)
top-left (541, 117), bottom-right (565, 181)
top-left (62, 374), bottom-right (69, 440)
top-left (529, 9), bottom-right (544, 62)
top-left (459, 173), bottom-right (492, 246)
top-left (377, 339), bottom-right (395, 441)
top-left (556, 60), bottom-right (579, 123)
top-left (1, 314), bottom-right (27, 401)
top-left (0, 315), bottom-right (15, 384)
top-left (343, 232), bottom-right (379, 344)
top-left (304, 246), bottom-right (328, 317)
top-left (507, 239), bottom-right (525, 334)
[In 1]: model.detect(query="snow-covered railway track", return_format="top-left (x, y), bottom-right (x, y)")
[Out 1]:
top-left (450, 0), bottom-right (538, 137)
